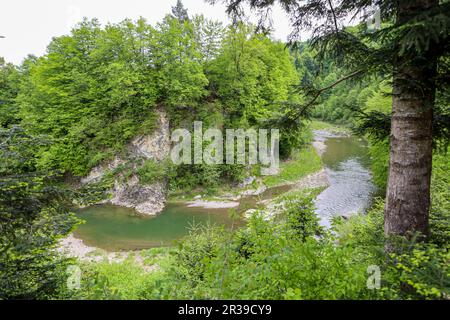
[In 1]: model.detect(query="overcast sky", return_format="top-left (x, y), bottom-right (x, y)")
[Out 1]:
top-left (0, 0), bottom-right (294, 65)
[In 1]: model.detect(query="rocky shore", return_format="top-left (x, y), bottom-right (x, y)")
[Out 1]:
top-left (59, 234), bottom-right (158, 272)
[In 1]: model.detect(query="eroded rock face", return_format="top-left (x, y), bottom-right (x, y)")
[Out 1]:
top-left (110, 177), bottom-right (167, 215)
top-left (81, 109), bottom-right (171, 216)
top-left (81, 156), bottom-right (125, 185)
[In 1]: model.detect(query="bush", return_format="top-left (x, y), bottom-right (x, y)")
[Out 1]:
top-left (136, 159), bottom-right (166, 185)
top-left (0, 127), bottom-right (78, 299)
top-left (389, 243), bottom-right (450, 299)
top-left (153, 194), bottom-right (382, 300)
top-left (282, 193), bottom-right (323, 241)
top-left (75, 260), bottom-right (156, 300)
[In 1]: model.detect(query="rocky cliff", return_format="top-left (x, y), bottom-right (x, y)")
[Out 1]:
top-left (80, 109), bottom-right (171, 215)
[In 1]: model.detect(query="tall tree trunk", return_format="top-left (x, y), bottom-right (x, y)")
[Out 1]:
top-left (384, 0), bottom-right (438, 239)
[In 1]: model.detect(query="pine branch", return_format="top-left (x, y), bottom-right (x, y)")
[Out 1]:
top-left (289, 69), bottom-right (364, 121)
top-left (327, 0), bottom-right (339, 34)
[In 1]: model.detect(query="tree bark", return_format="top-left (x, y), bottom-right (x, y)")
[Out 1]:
top-left (384, 0), bottom-right (438, 239)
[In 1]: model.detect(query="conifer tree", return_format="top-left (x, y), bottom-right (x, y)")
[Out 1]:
top-left (172, 0), bottom-right (190, 22)
top-left (210, 0), bottom-right (450, 240)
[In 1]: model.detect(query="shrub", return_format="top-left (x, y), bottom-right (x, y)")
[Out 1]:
top-left (136, 159), bottom-right (166, 185)
top-left (430, 154), bottom-right (450, 246)
top-left (154, 194), bottom-right (381, 300)
top-left (389, 243), bottom-right (450, 299)
top-left (282, 193), bottom-right (323, 241)
top-left (75, 261), bottom-right (153, 300)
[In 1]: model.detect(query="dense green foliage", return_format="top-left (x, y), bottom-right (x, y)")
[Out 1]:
top-left (0, 58), bottom-right (20, 127)
top-left (1, 0), bottom-right (448, 301)
top-left (17, 17), bottom-right (203, 176)
top-left (2, 15), bottom-right (304, 192)
top-left (73, 192), bottom-right (449, 300)
top-left (0, 8), bottom-right (308, 300)
top-left (0, 127), bottom-right (78, 299)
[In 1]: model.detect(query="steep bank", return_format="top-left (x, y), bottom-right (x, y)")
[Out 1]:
top-left (80, 109), bottom-right (171, 215)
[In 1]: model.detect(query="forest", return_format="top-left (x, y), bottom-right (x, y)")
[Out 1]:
top-left (0, 0), bottom-right (449, 301)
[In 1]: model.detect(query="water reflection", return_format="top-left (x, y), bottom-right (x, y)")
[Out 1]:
top-left (75, 203), bottom-right (241, 251)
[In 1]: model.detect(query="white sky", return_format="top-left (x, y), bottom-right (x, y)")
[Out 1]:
top-left (0, 0), bottom-right (293, 65)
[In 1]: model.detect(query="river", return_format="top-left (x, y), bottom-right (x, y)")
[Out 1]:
top-left (313, 130), bottom-right (376, 227)
top-left (74, 130), bottom-right (376, 251)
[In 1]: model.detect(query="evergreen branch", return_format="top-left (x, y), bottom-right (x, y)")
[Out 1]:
top-left (289, 69), bottom-right (364, 121)
top-left (327, 0), bottom-right (339, 34)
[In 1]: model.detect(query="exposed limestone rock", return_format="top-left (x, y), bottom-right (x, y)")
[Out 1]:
top-left (109, 177), bottom-right (167, 216)
top-left (80, 109), bottom-right (171, 215)
top-left (186, 200), bottom-right (240, 209)
top-left (131, 110), bottom-right (171, 161)
top-left (238, 176), bottom-right (256, 188)
top-left (261, 166), bottom-right (280, 176)
top-left (81, 156), bottom-right (125, 185)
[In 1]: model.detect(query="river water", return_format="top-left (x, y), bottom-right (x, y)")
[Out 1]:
top-left (74, 131), bottom-right (376, 251)
top-left (313, 130), bottom-right (376, 227)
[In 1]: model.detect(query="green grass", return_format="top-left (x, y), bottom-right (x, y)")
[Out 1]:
top-left (77, 248), bottom-right (175, 300)
top-left (263, 145), bottom-right (323, 187)
top-left (84, 260), bottom-right (154, 299)
top-left (309, 120), bottom-right (351, 134)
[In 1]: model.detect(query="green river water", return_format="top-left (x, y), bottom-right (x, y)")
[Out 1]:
top-left (74, 131), bottom-right (375, 251)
